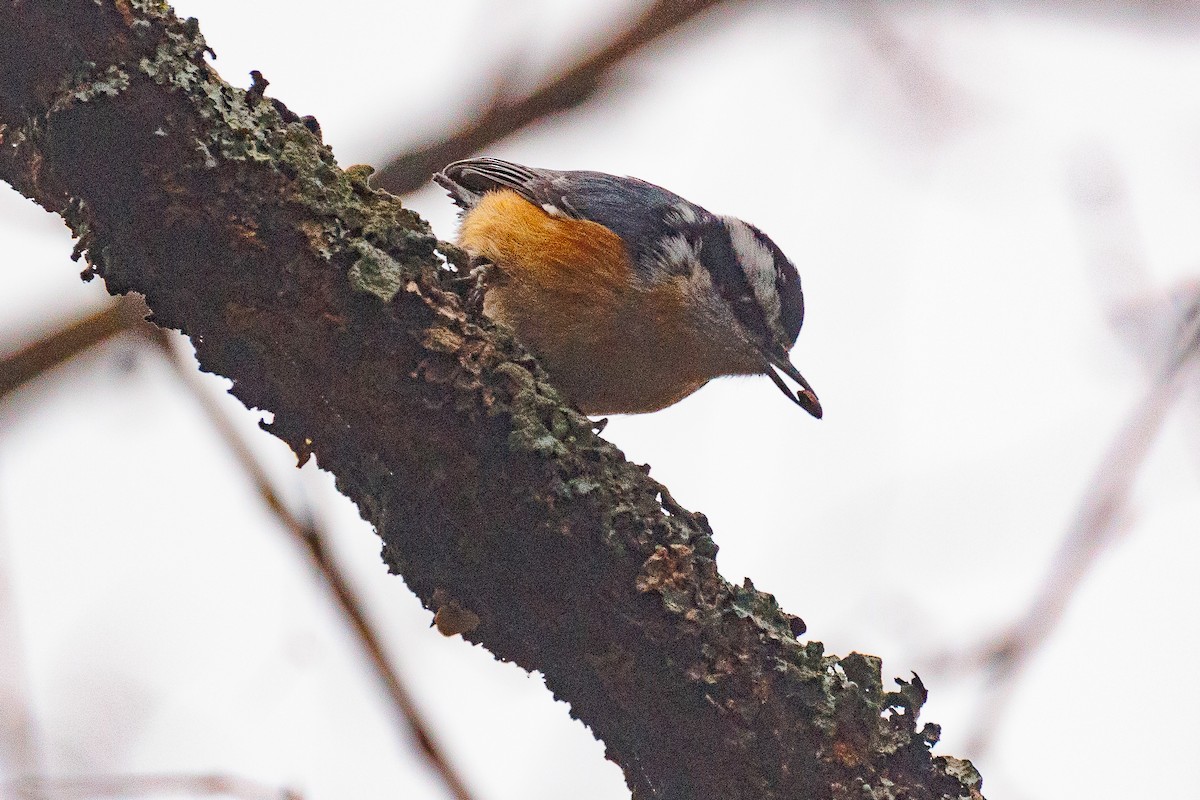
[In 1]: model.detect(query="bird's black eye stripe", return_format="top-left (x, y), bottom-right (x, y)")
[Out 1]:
top-left (699, 224), bottom-right (772, 342)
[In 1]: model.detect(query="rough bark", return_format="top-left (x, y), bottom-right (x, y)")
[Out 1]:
top-left (0, 3), bottom-right (983, 798)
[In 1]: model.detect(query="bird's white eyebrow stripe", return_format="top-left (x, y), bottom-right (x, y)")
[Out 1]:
top-left (722, 217), bottom-right (782, 336)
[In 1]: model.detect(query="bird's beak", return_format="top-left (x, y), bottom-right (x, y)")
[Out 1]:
top-left (763, 350), bottom-right (822, 419)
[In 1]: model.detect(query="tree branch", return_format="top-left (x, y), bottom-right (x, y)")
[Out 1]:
top-left (0, 3), bottom-right (982, 798)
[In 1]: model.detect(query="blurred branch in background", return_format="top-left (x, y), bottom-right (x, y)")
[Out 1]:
top-left (4, 773), bottom-right (301, 800)
top-left (0, 298), bottom-right (148, 786)
top-left (1069, 149), bottom-right (1161, 355)
top-left (0, 297), bottom-right (146, 402)
top-left (934, 152), bottom-right (1200, 754)
top-left (373, 0), bottom-right (735, 195)
top-left (962, 291), bottom-right (1200, 754)
top-left (1070, 148), bottom-right (1200, 469)
top-left (145, 330), bottom-right (480, 800)
top-left (371, 0), bottom-right (1200, 197)
top-left (0, 303), bottom-right (477, 800)
top-left (849, 2), bottom-right (976, 141)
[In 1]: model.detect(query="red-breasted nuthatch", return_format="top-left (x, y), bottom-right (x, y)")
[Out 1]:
top-left (435, 158), bottom-right (821, 418)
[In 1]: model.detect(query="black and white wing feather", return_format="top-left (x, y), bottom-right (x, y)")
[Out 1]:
top-left (435, 158), bottom-right (565, 213)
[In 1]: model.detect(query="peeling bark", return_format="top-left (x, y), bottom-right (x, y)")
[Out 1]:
top-left (0, 3), bottom-right (983, 798)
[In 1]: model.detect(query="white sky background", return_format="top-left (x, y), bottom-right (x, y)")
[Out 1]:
top-left (1, 2), bottom-right (1198, 799)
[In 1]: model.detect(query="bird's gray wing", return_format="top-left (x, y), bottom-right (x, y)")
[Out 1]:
top-left (435, 157), bottom-right (707, 275)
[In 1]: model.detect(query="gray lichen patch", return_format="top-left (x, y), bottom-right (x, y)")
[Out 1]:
top-left (65, 64), bottom-right (130, 103)
top-left (347, 240), bottom-right (405, 303)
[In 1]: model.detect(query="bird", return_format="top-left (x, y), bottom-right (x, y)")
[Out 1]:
top-left (434, 157), bottom-right (821, 418)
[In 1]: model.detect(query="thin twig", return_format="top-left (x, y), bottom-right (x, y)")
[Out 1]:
top-left (0, 296), bottom-right (147, 401)
top-left (960, 293), bottom-right (1200, 754)
top-left (4, 773), bottom-right (301, 800)
top-left (144, 329), bottom-right (479, 800)
top-left (373, 0), bottom-right (733, 194)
